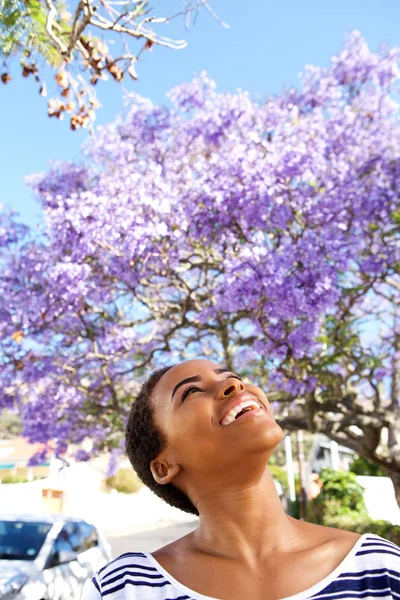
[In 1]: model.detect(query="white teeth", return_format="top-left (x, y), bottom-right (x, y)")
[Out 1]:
top-left (220, 400), bottom-right (260, 426)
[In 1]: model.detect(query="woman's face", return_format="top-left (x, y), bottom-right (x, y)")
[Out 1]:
top-left (151, 359), bottom-right (283, 491)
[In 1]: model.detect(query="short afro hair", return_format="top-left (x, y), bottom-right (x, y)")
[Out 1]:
top-left (125, 366), bottom-right (198, 515)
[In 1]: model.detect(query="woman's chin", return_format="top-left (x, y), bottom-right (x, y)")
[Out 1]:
top-left (237, 419), bottom-right (284, 455)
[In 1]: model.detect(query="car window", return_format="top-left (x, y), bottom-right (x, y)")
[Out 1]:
top-left (54, 523), bottom-right (80, 553)
top-left (78, 523), bottom-right (99, 552)
top-left (0, 520), bottom-right (52, 561)
top-left (54, 522), bottom-right (98, 555)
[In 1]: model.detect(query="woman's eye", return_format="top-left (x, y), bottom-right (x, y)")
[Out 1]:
top-left (180, 375), bottom-right (242, 403)
top-left (230, 374), bottom-right (242, 382)
top-left (181, 386), bottom-right (200, 402)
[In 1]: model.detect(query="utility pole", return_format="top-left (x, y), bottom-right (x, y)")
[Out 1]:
top-left (296, 430), bottom-right (307, 520)
top-left (330, 440), bottom-right (340, 470)
top-left (284, 435), bottom-right (296, 502)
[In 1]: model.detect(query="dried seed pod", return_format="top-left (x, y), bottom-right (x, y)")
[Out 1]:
top-left (144, 39), bottom-right (154, 51)
top-left (22, 63), bottom-right (38, 77)
top-left (71, 113), bottom-right (85, 130)
top-left (81, 113), bottom-right (90, 128)
top-left (55, 70), bottom-right (68, 88)
top-left (89, 97), bottom-right (101, 109)
top-left (108, 63), bottom-right (123, 82)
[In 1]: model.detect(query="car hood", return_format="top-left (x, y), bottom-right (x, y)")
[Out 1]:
top-left (0, 560), bottom-right (37, 579)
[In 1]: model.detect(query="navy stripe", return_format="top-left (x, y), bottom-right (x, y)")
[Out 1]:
top-left (361, 540), bottom-right (400, 551)
top-left (100, 561), bottom-right (158, 582)
top-left (322, 574), bottom-right (393, 590)
top-left (339, 567), bottom-right (400, 579)
top-left (364, 539), bottom-right (400, 548)
top-left (312, 573), bottom-right (400, 599)
top-left (163, 597), bottom-right (190, 600)
top-left (98, 552), bottom-right (146, 575)
top-left (364, 537), bottom-right (395, 543)
top-left (102, 579), bottom-right (171, 597)
top-left (102, 570), bottom-right (164, 587)
top-left (312, 590), bottom-right (398, 599)
top-left (92, 576), bottom-right (100, 593)
top-left (357, 548), bottom-right (400, 559)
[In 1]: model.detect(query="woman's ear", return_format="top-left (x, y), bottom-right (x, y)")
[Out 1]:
top-left (150, 457), bottom-right (181, 485)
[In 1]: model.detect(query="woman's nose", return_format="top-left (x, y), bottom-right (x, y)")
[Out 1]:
top-left (221, 378), bottom-right (245, 397)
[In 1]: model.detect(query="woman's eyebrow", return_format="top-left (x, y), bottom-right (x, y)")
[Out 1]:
top-left (170, 368), bottom-right (238, 402)
top-left (171, 375), bottom-right (201, 401)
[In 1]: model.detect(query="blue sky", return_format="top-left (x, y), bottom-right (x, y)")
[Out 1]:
top-left (2, 0), bottom-right (400, 228)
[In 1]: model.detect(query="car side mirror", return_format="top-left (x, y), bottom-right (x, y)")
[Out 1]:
top-left (58, 548), bottom-right (78, 564)
top-left (46, 548), bottom-right (78, 568)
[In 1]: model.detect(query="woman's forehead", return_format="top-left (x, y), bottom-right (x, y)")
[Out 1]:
top-left (163, 359), bottom-right (222, 387)
top-left (153, 360), bottom-right (222, 402)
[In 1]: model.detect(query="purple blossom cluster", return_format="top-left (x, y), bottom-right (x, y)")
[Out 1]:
top-left (1, 32), bottom-right (399, 453)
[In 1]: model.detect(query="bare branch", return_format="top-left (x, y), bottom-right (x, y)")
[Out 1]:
top-left (5, 0), bottom-right (225, 129)
top-left (45, 0), bottom-right (68, 53)
top-left (197, 0), bottom-right (230, 29)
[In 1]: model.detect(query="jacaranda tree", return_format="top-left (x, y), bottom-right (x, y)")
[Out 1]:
top-left (1, 32), bottom-right (399, 498)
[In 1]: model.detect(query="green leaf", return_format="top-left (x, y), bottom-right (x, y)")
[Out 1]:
top-left (392, 209), bottom-right (400, 225)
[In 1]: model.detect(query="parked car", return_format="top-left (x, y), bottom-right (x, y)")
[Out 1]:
top-left (0, 514), bottom-right (112, 600)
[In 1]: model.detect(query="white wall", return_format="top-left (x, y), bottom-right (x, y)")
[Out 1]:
top-left (356, 476), bottom-right (400, 525)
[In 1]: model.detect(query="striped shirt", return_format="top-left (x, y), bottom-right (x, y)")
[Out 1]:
top-left (84, 533), bottom-right (400, 599)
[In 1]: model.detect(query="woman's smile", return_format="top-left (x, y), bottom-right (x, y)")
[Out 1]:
top-left (220, 405), bottom-right (267, 426)
top-left (219, 391), bottom-right (266, 426)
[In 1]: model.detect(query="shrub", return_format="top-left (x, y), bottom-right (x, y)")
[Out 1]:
top-left (305, 468), bottom-right (400, 546)
top-left (307, 468), bottom-right (368, 525)
top-left (106, 468), bottom-right (143, 494)
top-left (1, 474), bottom-right (29, 484)
top-left (349, 456), bottom-right (386, 477)
top-left (268, 464), bottom-right (288, 491)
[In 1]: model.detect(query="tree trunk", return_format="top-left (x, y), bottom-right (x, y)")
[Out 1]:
top-left (219, 321), bottom-right (234, 372)
top-left (384, 467), bottom-right (400, 509)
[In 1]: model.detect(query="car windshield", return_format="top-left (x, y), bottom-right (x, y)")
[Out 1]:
top-left (0, 520), bottom-right (52, 561)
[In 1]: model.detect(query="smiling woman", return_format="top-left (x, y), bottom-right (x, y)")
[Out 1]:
top-left (85, 360), bottom-right (400, 600)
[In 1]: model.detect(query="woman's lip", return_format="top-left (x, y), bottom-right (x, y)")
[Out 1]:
top-left (223, 407), bottom-right (267, 426)
top-left (219, 392), bottom-right (262, 425)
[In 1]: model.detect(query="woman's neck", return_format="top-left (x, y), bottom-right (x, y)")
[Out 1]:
top-left (191, 469), bottom-right (301, 562)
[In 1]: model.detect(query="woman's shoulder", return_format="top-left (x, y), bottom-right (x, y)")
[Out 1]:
top-left (307, 518), bottom-right (399, 545)
top-left (293, 518), bottom-right (363, 551)
top-left (292, 519), bottom-right (400, 569)
top-left (304, 521), bottom-right (400, 570)
top-left (287, 523), bottom-right (400, 599)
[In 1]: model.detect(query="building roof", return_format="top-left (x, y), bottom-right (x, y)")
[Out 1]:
top-left (0, 437), bottom-right (49, 467)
